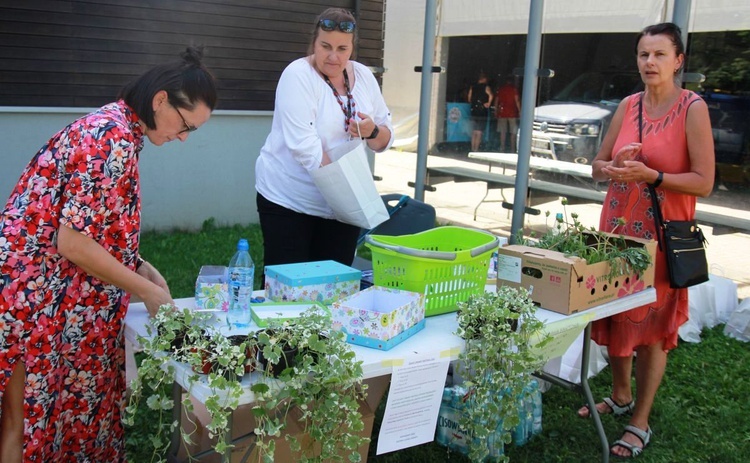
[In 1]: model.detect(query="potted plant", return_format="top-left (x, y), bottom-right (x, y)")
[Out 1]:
top-left (517, 202), bottom-right (652, 281)
top-left (250, 307), bottom-right (368, 463)
top-left (454, 286), bottom-right (550, 463)
top-left (124, 306), bottom-right (248, 461)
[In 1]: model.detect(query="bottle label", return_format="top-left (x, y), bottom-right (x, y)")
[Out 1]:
top-left (228, 267), bottom-right (254, 312)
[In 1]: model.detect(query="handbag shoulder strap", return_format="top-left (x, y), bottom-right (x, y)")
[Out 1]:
top-left (640, 95), bottom-right (665, 251)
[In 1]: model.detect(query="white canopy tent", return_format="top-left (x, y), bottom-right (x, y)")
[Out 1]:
top-left (437, 0), bottom-right (750, 36)
top-left (381, 0), bottom-right (750, 233)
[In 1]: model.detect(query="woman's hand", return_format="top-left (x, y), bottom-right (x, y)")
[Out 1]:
top-left (140, 284), bottom-right (175, 317)
top-left (601, 142), bottom-right (654, 183)
top-left (602, 159), bottom-right (657, 184)
top-left (136, 260), bottom-right (175, 316)
top-left (350, 111), bottom-right (390, 152)
top-left (612, 142), bottom-right (641, 168)
top-left (348, 112), bottom-right (378, 139)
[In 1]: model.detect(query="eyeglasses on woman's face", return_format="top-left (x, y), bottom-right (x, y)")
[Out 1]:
top-left (173, 105), bottom-right (197, 134)
top-left (318, 19), bottom-right (356, 33)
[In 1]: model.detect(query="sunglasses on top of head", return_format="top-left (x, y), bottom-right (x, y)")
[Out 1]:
top-left (318, 19), bottom-right (356, 33)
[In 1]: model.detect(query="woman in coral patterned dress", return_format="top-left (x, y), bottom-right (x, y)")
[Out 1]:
top-left (0, 47), bottom-right (217, 462)
top-left (579, 24), bottom-right (715, 458)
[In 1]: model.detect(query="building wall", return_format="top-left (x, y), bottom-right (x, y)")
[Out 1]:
top-left (0, 0), bottom-right (386, 231)
top-left (0, 108), bottom-right (273, 231)
top-left (0, 0), bottom-right (386, 110)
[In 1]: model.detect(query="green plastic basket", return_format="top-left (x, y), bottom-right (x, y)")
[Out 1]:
top-left (364, 227), bottom-right (499, 316)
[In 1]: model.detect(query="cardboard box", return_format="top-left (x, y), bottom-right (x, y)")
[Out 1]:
top-left (176, 375), bottom-right (389, 463)
top-left (264, 260), bottom-right (361, 305)
top-left (331, 286), bottom-right (425, 350)
top-left (495, 233), bottom-right (656, 314)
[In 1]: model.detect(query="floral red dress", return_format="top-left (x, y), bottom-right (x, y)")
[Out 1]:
top-left (0, 100), bottom-right (143, 461)
top-left (591, 90), bottom-right (702, 356)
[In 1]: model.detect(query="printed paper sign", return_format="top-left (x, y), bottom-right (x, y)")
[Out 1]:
top-left (496, 254), bottom-right (522, 283)
top-left (376, 353), bottom-right (450, 455)
top-left (529, 313), bottom-right (593, 361)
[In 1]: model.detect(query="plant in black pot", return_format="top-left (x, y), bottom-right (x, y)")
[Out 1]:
top-left (454, 287), bottom-right (550, 462)
top-left (227, 334), bottom-right (257, 375)
top-left (250, 307), bottom-right (368, 463)
top-left (255, 327), bottom-right (299, 378)
top-left (124, 306), bottom-right (247, 460)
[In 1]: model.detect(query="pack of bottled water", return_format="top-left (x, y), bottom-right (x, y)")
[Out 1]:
top-left (435, 379), bottom-right (542, 459)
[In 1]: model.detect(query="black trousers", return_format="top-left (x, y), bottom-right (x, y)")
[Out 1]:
top-left (256, 193), bottom-right (360, 268)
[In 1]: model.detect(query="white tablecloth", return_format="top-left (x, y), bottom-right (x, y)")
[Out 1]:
top-left (124, 288), bottom-right (656, 405)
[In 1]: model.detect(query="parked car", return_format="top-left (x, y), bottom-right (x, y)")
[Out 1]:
top-left (529, 73), bottom-right (750, 191)
top-left (528, 71), bottom-right (643, 164)
top-left (703, 90), bottom-right (750, 190)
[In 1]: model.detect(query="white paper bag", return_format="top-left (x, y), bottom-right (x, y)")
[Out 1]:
top-left (310, 139), bottom-right (389, 229)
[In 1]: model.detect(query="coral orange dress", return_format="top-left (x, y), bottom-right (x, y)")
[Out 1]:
top-left (591, 90), bottom-right (702, 356)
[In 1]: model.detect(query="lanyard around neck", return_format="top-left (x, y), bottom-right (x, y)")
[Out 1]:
top-left (322, 69), bottom-right (355, 132)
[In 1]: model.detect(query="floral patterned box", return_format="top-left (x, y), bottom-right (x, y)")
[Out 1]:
top-left (331, 286), bottom-right (426, 350)
top-left (264, 260), bottom-right (361, 305)
top-left (195, 265), bottom-right (229, 311)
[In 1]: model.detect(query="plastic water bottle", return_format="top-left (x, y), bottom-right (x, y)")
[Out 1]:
top-left (530, 379), bottom-right (543, 436)
top-left (227, 238), bottom-right (254, 328)
top-left (553, 212), bottom-right (564, 235)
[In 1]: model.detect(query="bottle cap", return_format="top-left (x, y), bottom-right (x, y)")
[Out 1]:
top-left (237, 238), bottom-right (249, 251)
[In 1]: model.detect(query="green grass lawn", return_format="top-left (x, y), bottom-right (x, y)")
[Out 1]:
top-left (127, 222), bottom-right (750, 462)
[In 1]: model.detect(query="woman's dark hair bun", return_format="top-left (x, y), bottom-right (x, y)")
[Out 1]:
top-left (181, 46), bottom-right (205, 67)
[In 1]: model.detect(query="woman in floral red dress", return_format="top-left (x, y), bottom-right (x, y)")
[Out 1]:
top-left (0, 47), bottom-right (217, 462)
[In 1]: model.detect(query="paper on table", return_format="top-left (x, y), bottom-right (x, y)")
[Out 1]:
top-left (376, 353), bottom-right (450, 455)
top-left (529, 312), bottom-right (594, 361)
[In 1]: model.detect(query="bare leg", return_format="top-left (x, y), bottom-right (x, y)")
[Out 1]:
top-left (611, 341), bottom-right (667, 457)
top-left (0, 361), bottom-right (25, 463)
top-left (471, 130), bottom-right (483, 151)
top-left (509, 119), bottom-right (518, 153)
top-left (578, 353), bottom-right (634, 417)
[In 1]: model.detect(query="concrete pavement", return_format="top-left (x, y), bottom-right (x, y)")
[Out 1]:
top-left (371, 148), bottom-right (750, 300)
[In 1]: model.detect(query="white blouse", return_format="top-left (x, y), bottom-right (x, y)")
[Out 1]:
top-left (255, 58), bottom-right (394, 219)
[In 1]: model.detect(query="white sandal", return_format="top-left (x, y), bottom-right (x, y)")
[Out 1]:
top-left (611, 425), bottom-right (652, 458)
top-left (579, 396), bottom-right (635, 418)
top-left (603, 397), bottom-right (636, 415)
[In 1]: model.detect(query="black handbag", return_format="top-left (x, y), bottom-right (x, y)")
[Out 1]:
top-left (647, 184), bottom-right (709, 288)
top-left (639, 95), bottom-right (709, 288)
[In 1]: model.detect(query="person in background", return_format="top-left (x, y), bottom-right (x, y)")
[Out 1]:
top-left (0, 47), bottom-right (217, 462)
top-left (494, 76), bottom-right (521, 152)
top-left (467, 71), bottom-right (493, 152)
top-left (583, 23), bottom-right (714, 458)
top-left (255, 8), bottom-right (394, 269)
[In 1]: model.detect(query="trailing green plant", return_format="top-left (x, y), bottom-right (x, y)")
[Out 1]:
top-left (455, 287), bottom-right (550, 463)
top-left (250, 307), bottom-right (368, 463)
top-left (123, 306), bottom-right (248, 462)
top-left (516, 201), bottom-right (652, 281)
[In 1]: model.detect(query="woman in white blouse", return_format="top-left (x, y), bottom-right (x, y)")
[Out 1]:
top-left (255, 7), bottom-right (394, 269)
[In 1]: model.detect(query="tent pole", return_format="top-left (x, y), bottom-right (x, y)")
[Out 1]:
top-left (672, 0), bottom-right (691, 84)
top-left (510, 0), bottom-right (545, 243)
top-left (413, 0), bottom-right (438, 202)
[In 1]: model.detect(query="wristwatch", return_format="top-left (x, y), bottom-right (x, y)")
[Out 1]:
top-left (650, 171), bottom-right (664, 188)
top-left (366, 125), bottom-right (380, 140)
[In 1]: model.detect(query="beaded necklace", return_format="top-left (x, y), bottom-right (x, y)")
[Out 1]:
top-left (322, 69), bottom-right (355, 132)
